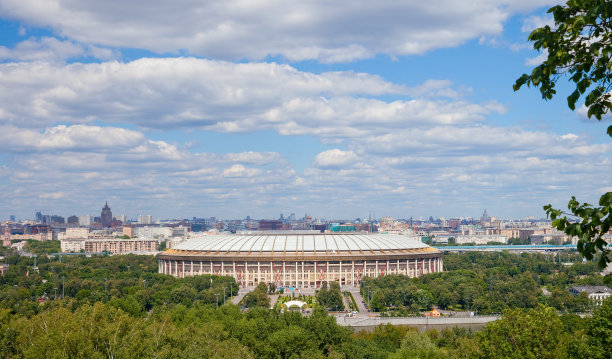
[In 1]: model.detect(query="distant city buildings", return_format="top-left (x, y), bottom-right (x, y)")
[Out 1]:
top-left (6, 205), bottom-right (606, 257)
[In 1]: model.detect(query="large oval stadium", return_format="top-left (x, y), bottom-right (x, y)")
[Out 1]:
top-left (158, 233), bottom-right (443, 288)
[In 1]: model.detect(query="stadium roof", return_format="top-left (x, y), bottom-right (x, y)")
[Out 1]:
top-left (172, 233), bottom-right (430, 254)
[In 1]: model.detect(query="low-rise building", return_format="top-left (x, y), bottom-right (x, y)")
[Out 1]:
top-left (569, 286), bottom-right (612, 306)
top-left (84, 238), bottom-right (160, 254)
top-left (454, 234), bottom-right (507, 245)
top-left (61, 239), bottom-right (86, 252)
top-left (9, 233), bottom-right (53, 241)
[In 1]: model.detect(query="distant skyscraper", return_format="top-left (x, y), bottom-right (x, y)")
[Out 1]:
top-left (35, 212), bottom-right (42, 223)
top-left (78, 215), bottom-right (93, 227)
top-left (9, 215), bottom-right (15, 222)
top-left (481, 209), bottom-right (490, 223)
top-left (67, 215), bottom-right (78, 224)
top-left (115, 214), bottom-right (127, 223)
top-left (139, 214), bottom-right (153, 224)
top-left (100, 201), bottom-right (113, 227)
top-left (51, 215), bottom-right (65, 224)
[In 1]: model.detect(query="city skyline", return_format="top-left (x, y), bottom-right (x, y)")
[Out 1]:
top-left (1, 1), bottom-right (611, 220)
top-left (9, 202), bottom-right (543, 223)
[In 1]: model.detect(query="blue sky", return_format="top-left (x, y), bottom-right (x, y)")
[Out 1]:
top-left (0, 0), bottom-right (610, 221)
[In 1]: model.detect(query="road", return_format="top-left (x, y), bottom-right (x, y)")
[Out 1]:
top-left (343, 286), bottom-right (368, 313)
top-left (231, 286), bottom-right (254, 305)
top-left (336, 315), bottom-right (500, 332)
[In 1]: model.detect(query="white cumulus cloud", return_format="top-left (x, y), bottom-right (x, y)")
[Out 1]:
top-left (0, 0), bottom-right (554, 62)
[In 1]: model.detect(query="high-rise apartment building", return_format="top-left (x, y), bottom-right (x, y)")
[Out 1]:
top-left (139, 214), bottom-right (153, 225)
top-left (78, 215), bottom-right (93, 227)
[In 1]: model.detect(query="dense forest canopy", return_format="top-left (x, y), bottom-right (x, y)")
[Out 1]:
top-left (0, 246), bottom-right (610, 358)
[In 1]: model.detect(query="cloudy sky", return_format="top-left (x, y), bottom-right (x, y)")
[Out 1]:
top-left (0, 0), bottom-right (610, 221)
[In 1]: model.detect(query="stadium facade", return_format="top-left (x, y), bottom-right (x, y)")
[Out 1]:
top-left (157, 233), bottom-right (443, 288)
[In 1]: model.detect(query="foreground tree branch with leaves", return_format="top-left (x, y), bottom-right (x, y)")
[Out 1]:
top-left (514, 0), bottom-right (612, 268)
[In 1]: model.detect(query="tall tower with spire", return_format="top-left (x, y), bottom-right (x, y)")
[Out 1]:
top-left (100, 201), bottom-right (113, 227)
top-left (480, 209), bottom-right (490, 224)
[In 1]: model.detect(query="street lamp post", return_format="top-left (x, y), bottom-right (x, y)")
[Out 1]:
top-left (215, 293), bottom-right (219, 309)
top-left (54, 288), bottom-right (58, 300)
top-left (62, 276), bottom-right (65, 298)
top-left (223, 287), bottom-right (226, 305)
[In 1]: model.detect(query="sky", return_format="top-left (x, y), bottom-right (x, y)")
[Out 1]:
top-left (0, 0), bottom-right (611, 221)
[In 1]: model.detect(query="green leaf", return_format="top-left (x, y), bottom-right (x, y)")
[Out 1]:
top-left (567, 90), bottom-right (580, 110)
top-left (599, 192), bottom-right (612, 207)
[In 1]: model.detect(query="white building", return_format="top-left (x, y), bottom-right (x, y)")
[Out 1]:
top-left (115, 214), bottom-right (128, 223)
top-left (133, 225), bottom-right (189, 239)
top-left (138, 214), bottom-right (153, 225)
top-left (454, 234), bottom-right (507, 245)
top-left (61, 239), bottom-right (85, 252)
top-left (65, 227), bottom-right (89, 239)
top-left (133, 226), bottom-right (171, 238)
top-left (78, 215), bottom-right (93, 227)
top-left (570, 286), bottom-right (612, 306)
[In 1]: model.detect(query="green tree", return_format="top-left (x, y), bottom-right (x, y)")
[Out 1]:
top-left (580, 298), bottom-right (612, 358)
top-left (477, 305), bottom-right (570, 359)
top-left (514, 0), bottom-right (612, 120)
top-left (317, 281), bottom-right (344, 311)
top-left (389, 329), bottom-right (448, 359)
top-left (242, 282), bottom-right (270, 308)
top-left (514, 0), bottom-right (612, 268)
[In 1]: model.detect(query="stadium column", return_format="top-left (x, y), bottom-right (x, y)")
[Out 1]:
top-left (182, 261), bottom-right (185, 278)
top-left (283, 262), bottom-right (286, 287)
top-left (314, 262), bottom-right (317, 288)
top-left (375, 260), bottom-right (379, 278)
top-left (351, 261), bottom-right (355, 286)
top-left (245, 262), bottom-right (250, 286)
top-left (339, 261), bottom-right (342, 285)
top-left (295, 261), bottom-right (298, 287)
top-left (257, 262), bottom-right (261, 286)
